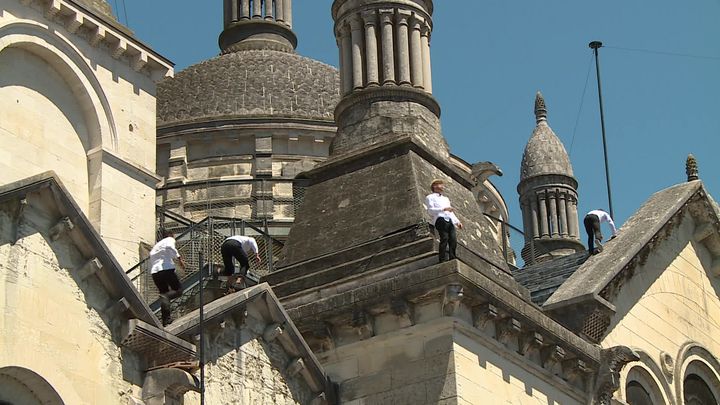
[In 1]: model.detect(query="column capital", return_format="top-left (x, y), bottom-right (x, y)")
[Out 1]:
top-left (420, 21), bottom-right (431, 36)
top-left (379, 8), bottom-right (395, 22)
top-left (411, 12), bottom-right (425, 28)
top-left (396, 9), bottom-right (412, 25)
top-left (348, 15), bottom-right (364, 31)
top-left (361, 10), bottom-right (377, 25)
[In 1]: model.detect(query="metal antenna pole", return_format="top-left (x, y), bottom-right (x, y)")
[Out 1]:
top-left (589, 41), bottom-right (614, 219)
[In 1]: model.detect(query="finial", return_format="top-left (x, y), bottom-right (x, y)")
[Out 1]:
top-left (534, 91), bottom-right (547, 123)
top-left (686, 154), bottom-right (699, 181)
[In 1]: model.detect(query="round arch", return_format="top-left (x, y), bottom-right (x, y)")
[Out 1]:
top-left (0, 20), bottom-right (119, 226)
top-left (620, 349), bottom-right (674, 405)
top-left (0, 366), bottom-right (64, 405)
top-left (675, 342), bottom-right (720, 405)
top-left (0, 20), bottom-right (118, 150)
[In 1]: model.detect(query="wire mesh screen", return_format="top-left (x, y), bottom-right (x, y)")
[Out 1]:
top-left (127, 178), bottom-right (309, 321)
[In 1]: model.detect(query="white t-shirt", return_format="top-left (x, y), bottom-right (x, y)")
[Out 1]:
top-left (225, 235), bottom-right (259, 255)
top-left (149, 237), bottom-right (180, 274)
top-left (586, 209), bottom-right (618, 235)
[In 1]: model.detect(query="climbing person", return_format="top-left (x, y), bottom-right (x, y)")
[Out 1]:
top-left (425, 179), bottom-right (463, 263)
top-left (583, 209), bottom-right (618, 254)
top-left (149, 230), bottom-right (186, 326)
top-left (219, 235), bottom-right (262, 293)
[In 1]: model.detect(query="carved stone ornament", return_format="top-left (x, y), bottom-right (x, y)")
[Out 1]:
top-left (660, 351), bottom-right (674, 379)
top-left (686, 154), bottom-right (699, 182)
top-left (594, 346), bottom-right (640, 405)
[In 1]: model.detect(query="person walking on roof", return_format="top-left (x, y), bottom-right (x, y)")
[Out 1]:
top-left (425, 179), bottom-right (463, 263)
top-left (583, 209), bottom-right (618, 254)
top-left (219, 235), bottom-right (262, 292)
top-left (149, 230), bottom-right (186, 326)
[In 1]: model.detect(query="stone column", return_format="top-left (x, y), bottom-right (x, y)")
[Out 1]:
top-left (538, 192), bottom-right (549, 238)
top-left (264, 0), bottom-right (274, 20)
top-left (558, 192), bottom-right (568, 237)
top-left (363, 11), bottom-right (380, 86)
top-left (339, 24), bottom-right (353, 95)
top-left (240, 0), bottom-right (250, 19)
top-left (395, 10), bottom-right (412, 86)
top-left (549, 191), bottom-right (559, 238)
top-left (409, 15), bottom-right (424, 88)
top-left (283, 0), bottom-right (292, 27)
top-left (420, 22), bottom-right (432, 93)
top-left (530, 198), bottom-right (540, 239)
top-left (521, 201), bottom-right (531, 243)
top-left (349, 16), bottom-right (365, 89)
top-left (568, 196), bottom-right (579, 239)
top-left (252, 0), bottom-right (262, 19)
top-left (224, 0), bottom-right (234, 26)
top-left (379, 9), bottom-right (396, 85)
top-left (276, 0), bottom-right (284, 22)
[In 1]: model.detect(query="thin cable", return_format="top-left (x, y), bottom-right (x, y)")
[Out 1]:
top-left (604, 45), bottom-right (720, 61)
top-left (569, 53), bottom-right (594, 155)
top-left (121, 0), bottom-right (129, 27)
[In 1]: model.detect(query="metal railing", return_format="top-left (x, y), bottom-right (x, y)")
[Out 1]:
top-left (128, 212), bottom-right (285, 319)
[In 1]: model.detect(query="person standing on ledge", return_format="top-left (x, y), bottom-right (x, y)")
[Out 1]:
top-left (425, 179), bottom-right (463, 263)
top-left (583, 208), bottom-right (618, 254)
top-left (219, 235), bottom-right (262, 292)
top-left (149, 230), bottom-right (186, 326)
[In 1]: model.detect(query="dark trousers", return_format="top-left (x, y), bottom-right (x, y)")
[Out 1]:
top-left (435, 217), bottom-right (457, 262)
top-left (152, 269), bottom-right (182, 324)
top-left (221, 239), bottom-right (249, 277)
top-left (583, 214), bottom-right (603, 252)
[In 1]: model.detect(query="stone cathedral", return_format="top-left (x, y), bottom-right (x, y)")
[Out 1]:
top-left (1, 0), bottom-right (720, 404)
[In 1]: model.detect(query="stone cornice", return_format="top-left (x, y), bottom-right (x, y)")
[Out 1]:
top-left (16, 0), bottom-right (173, 80)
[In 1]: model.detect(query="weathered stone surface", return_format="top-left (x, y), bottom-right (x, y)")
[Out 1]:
top-left (157, 50), bottom-right (340, 126)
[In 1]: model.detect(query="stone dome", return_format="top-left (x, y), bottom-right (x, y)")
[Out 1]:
top-left (519, 93), bottom-right (574, 180)
top-left (157, 50), bottom-right (340, 126)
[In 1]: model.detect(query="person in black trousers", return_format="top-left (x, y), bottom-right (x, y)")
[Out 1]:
top-left (425, 179), bottom-right (463, 262)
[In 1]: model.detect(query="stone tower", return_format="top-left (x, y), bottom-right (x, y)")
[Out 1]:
top-left (518, 92), bottom-right (584, 263)
top-left (155, 0), bottom-right (339, 238)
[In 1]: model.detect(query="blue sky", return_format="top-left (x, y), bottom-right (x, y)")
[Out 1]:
top-left (120, 1), bottom-right (720, 247)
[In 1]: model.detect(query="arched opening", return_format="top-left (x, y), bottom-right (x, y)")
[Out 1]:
top-left (626, 380), bottom-right (653, 405)
top-left (624, 365), bottom-right (668, 405)
top-left (0, 23), bottom-right (118, 230)
top-left (0, 366), bottom-right (64, 405)
top-left (684, 374), bottom-right (717, 405)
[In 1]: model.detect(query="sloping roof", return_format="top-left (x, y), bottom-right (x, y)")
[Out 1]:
top-left (544, 181), bottom-right (707, 309)
top-left (0, 172), bottom-right (161, 327)
top-left (514, 251), bottom-right (590, 305)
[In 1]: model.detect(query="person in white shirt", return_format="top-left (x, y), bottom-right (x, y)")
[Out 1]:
top-left (149, 230), bottom-right (186, 326)
top-left (583, 209), bottom-right (618, 254)
top-left (425, 179), bottom-right (463, 263)
top-left (220, 235), bottom-right (262, 291)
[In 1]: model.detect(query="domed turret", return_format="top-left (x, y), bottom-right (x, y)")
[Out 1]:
top-left (517, 92), bottom-right (584, 264)
top-left (156, 0), bottom-right (340, 238)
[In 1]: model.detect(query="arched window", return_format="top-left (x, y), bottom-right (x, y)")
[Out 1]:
top-left (0, 366), bottom-right (64, 405)
top-left (684, 373), bottom-right (717, 405)
top-left (626, 380), bottom-right (653, 405)
top-left (625, 365), bottom-right (668, 405)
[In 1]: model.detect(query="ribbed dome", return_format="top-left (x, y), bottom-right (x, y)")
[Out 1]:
top-left (157, 50), bottom-right (340, 126)
top-left (520, 122), bottom-right (574, 180)
top-left (520, 92), bottom-right (574, 180)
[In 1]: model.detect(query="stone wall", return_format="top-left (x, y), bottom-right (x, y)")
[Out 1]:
top-left (319, 319), bottom-right (585, 404)
top-left (183, 314), bottom-right (314, 405)
top-left (0, 210), bottom-right (144, 404)
top-left (1, 1), bottom-right (171, 269)
top-left (603, 211), bottom-right (720, 403)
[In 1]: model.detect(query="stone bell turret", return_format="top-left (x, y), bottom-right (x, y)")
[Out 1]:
top-left (518, 92), bottom-right (585, 263)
